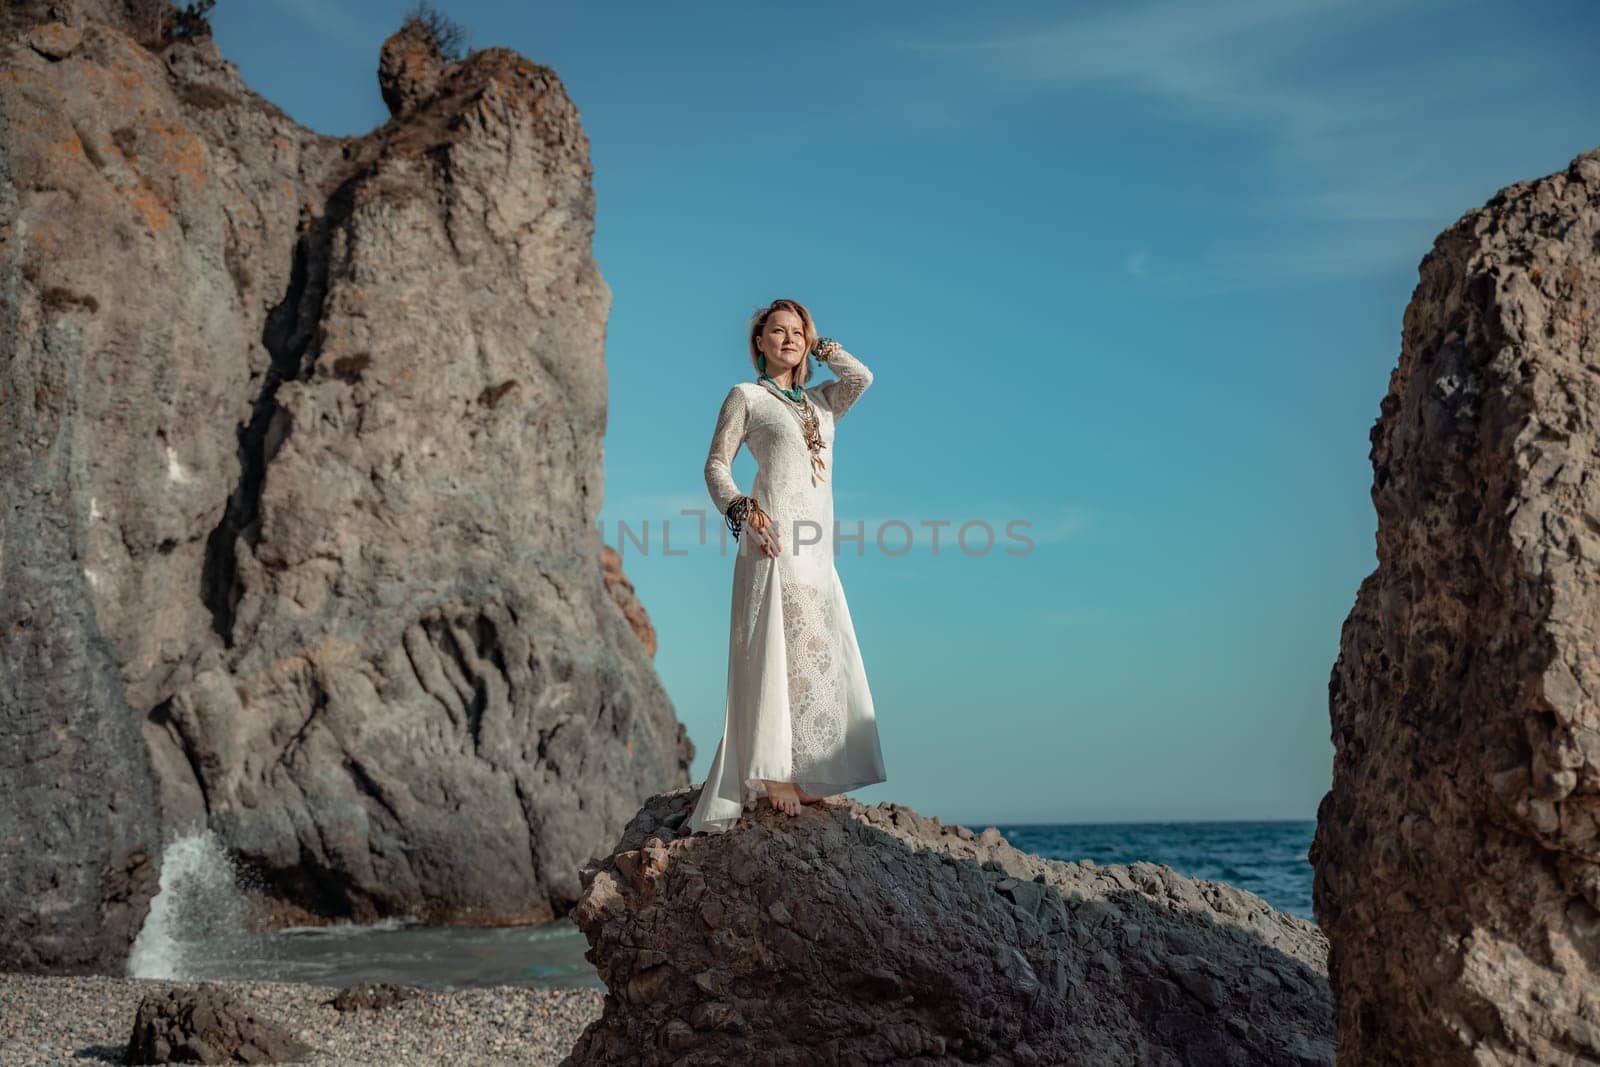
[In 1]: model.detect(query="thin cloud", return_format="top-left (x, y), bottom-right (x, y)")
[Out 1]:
top-left (1026, 508), bottom-right (1091, 546)
top-left (607, 492), bottom-right (710, 517)
top-left (887, 0), bottom-right (1422, 134)
top-left (1185, 228), bottom-right (1438, 293)
top-left (279, 0), bottom-right (376, 51)
top-left (600, 492), bottom-right (721, 545)
top-left (887, 0), bottom-right (1547, 282)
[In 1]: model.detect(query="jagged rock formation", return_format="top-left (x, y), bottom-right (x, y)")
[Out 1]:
top-left (377, 15), bottom-right (446, 119)
top-left (601, 543), bottom-right (658, 657)
top-left (1311, 147), bottom-right (1600, 1064)
top-left (126, 984), bottom-right (314, 1064)
top-left (566, 791), bottom-right (1333, 1067)
top-left (1, 0), bottom-right (689, 972)
top-left (0, 1), bottom-right (170, 974)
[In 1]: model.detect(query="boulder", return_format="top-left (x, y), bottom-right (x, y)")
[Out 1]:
top-left (124, 984), bottom-right (312, 1064)
top-left (565, 790), bottom-right (1333, 1066)
top-left (26, 20), bottom-right (80, 58)
top-left (1311, 146), bottom-right (1600, 1064)
top-left (377, 15), bottom-right (446, 117)
top-left (326, 981), bottom-right (421, 1012)
top-left (0, 5), bottom-right (688, 971)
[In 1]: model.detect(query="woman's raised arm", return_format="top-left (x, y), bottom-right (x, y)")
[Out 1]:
top-left (815, 344), bottom-right (874, 420)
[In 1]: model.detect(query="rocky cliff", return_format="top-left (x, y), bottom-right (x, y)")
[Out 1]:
top-left (1, 0), bottom-right (690, 972)
top-left (1312, 147), bottom-right (1600, 1063)
top-left (566, 791), bottom-right (1334, 1067)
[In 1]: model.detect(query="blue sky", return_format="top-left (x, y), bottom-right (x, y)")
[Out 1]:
top-left (209, 1), bottom-right (1596, 824)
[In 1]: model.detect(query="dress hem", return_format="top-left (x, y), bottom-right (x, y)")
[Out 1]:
top-left (684, 773), bottom-right (888, 835)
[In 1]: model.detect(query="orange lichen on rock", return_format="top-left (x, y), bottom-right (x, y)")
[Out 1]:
top-left (126, 180), bottom-right (172, 233)
top-left (28, 221), bottom-right (63, 256)
top-left (43, 132), bottom-right (87, 176)
top-left (28, 22), bottom-right (80, 58)
top-left (147, 117), bottom-right (208, 189)
top-left (102, 51), bottom-right (167, 117)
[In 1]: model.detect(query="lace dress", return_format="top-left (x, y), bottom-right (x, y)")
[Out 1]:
top-left (685, 346), bottom-right (887, 834)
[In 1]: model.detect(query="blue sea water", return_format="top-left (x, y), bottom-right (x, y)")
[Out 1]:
top-left (139, 820), bottom-right (1315, 991)
top-left (994, 820), bottom-right (1316, 922)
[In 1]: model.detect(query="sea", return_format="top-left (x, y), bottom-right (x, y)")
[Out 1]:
top-left (126, 820), bottom-right (1315, 992)
top-left (993, 819), bottom-right (1314, 922)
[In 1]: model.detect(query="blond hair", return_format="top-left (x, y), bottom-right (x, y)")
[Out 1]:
top-left (747, 299), bottom-right (818, 387)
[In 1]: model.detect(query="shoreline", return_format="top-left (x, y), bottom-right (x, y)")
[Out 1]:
top-left (0, 973), bottom-right (602, 1066)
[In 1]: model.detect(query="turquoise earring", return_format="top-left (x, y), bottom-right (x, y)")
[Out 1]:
top-left (757, 352), bottom-right (766, 371)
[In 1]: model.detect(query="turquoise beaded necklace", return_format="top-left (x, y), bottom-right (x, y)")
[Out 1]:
top-left (758, 373), bottom-right (804, 402)
top-left (757, 351), bottom-right (806, 402)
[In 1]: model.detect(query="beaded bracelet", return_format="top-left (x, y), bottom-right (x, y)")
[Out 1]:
top-left (724, 495), bottom-right (769, 540)
top-left (725, 495), bottom-right (754, 539)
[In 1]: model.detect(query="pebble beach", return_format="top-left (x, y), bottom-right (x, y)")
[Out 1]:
top-left (0, 973), bottom-right (603, 1066)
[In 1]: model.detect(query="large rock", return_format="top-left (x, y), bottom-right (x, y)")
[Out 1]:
top-left (0, 1), bottom-right (171, 975)
top-left (1311, 147), bottom-right (1600, 1064)
top-left (566, 790), bottom-right (1333, 1066)
top-left (0, 3), bottom-right (689, 972)
top-left (125, 984), bottom-right (313, 1064)
top-left (377, 13), bottom-right (446, 118)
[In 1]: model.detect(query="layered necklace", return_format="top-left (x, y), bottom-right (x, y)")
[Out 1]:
top-left (758, 372), bottom-right (828, 486)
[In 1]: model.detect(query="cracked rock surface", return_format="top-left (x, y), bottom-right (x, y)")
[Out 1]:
top-left (1, 1), bottom-right (688, 972)
top-left (125, 983), bottom-right (314, 1065)
top-left (1312, 147), bottom-right (1600, 1065)
top-left (565, 790), bottom-right (1333, 1067)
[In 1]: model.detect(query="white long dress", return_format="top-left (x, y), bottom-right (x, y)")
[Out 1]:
top-left (685, 346), bottom-right (887, 834)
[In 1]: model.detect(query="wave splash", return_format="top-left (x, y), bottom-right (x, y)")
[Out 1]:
top-left (127, 826), bottom-right (255, 979)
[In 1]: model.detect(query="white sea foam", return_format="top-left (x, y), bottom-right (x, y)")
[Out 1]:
top-left (275, 916), bottom-right (418, 937)
top-left (126, 826), bottom-right (252, 979)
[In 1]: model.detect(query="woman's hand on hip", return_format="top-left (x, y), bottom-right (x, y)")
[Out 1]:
top-left (749, 505), bottom-right (781, 558)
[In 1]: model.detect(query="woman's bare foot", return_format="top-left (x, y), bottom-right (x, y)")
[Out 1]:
top-left (763, 780), bottom-right (802, 816)
top-left (796, 786), bottom-right (826, 805)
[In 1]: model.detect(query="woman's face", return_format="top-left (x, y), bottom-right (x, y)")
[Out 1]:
top-left (757, 309), bottom-right (808, 375)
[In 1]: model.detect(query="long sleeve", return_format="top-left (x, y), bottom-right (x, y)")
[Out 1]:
top-left (705, 386), bottom-right (748, 515)
top-left (814, 345), bottom-right (874, 420)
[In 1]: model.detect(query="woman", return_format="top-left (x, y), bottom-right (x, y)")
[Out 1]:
top-left (685, 299), bottom-right (887, 833)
